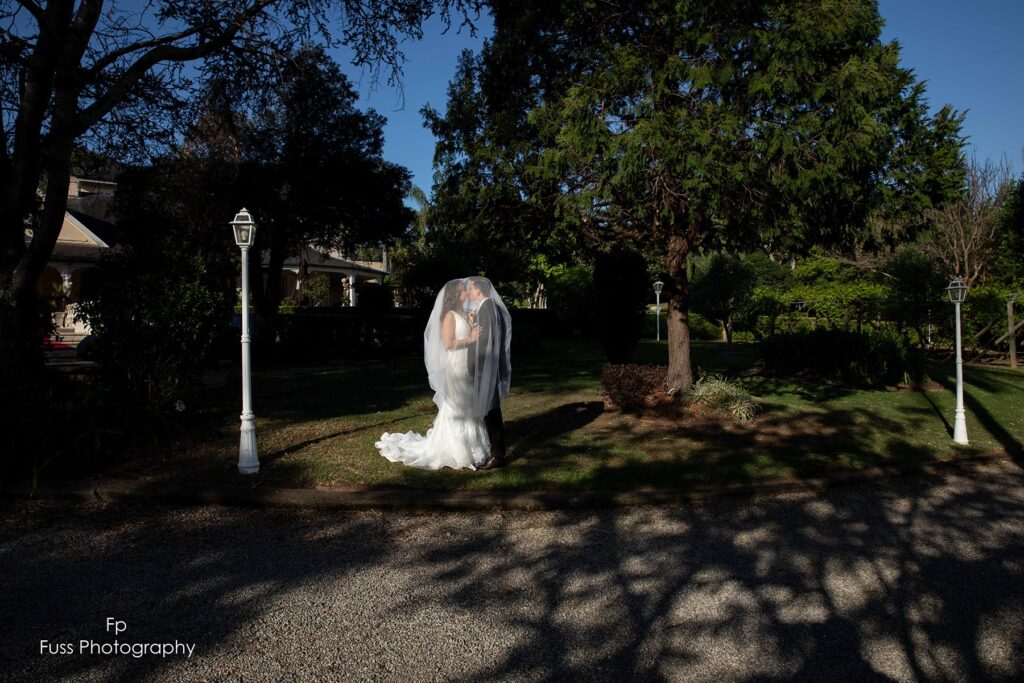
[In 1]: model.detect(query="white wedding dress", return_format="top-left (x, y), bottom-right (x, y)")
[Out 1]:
top-left (375, 313), bottom-right (491, 470)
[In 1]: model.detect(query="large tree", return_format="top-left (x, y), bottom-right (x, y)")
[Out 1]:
top-left (422, 48), bottom-right (586, 295)
top-left (0, 0), bottom-right (478, 368)
top-left (231, 46), bottom-right (414, 322)
top-left (474, 0), bottom-right (965, 392)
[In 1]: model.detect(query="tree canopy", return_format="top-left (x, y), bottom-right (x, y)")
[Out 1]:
top-left (426, 0), bottom-right (966, 391)
top-left (1, 0), bottom-right (480, 369)
top-left (226, 46), bottom-right (415, 320)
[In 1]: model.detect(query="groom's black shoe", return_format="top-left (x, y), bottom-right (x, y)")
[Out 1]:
top-left (478, 456), bottom-right (505, 470)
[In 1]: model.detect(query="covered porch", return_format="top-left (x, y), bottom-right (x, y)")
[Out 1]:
top-left (266, 247), bottom-right (390, 307)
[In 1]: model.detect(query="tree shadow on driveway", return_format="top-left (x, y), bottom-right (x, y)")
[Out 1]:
top-left (2, 462), bottom-right (1024, 680)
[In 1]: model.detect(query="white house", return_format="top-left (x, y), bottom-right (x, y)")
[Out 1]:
top-left (37, 176), bottom-right (394, 345)
top-left (272, 245), bottom-right (390, 307)
top-left (36, 177), bottom-right (118, 343)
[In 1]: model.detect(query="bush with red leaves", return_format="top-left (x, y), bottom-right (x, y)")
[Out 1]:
top-left (600, 364), bottom-right (667, 410)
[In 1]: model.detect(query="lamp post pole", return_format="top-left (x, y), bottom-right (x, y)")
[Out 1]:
top-left (948, 277), bottom-right (969, 445)
top-left (654, 281), bottom-right (664, 342)
top-left (233, 209), bottom-right (260, 474)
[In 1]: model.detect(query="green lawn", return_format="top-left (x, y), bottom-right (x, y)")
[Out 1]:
top-left (113, 339), bottom-right (1024, 492)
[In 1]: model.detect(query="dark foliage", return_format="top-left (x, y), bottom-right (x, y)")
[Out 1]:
top-left (510, 309), bottom-right (570, 338)
top-left (75, 250), bottom-right (235, 408)
top-left (277, 309), bottom-right (424, 358)
top-left (761, 329), bottom-right (926, 387)
top-left (355, 283), bottom-right (396, 311)
top-left (993, 176), bottom-right (1024, 290)
top-left (600, 364), bottom-right (667, 410)
top-left (593, 246), bottom-right (649, 363)
top-left (545, 264), bottom-right (596, 336)
top-left (0, 292), bottom-right (55, 482)
top-left (690, 254), bottom-right (757, 343)
top-left (394, 250), bottom-right (474, 309)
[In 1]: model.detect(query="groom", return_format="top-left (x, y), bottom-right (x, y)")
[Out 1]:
top-left (466, 277), bottom-right (508, 469)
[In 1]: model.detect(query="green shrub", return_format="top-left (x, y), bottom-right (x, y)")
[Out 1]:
top-left (688, 311), bottom-right (723, 340)
top-left (301, 272), bottom-right (331, 307)
top-left (546, 263), bottom-right (595, 336)
top-left (600, 364), bottom-right (666, 409)
top-left (690, 253), bottom-right (756, 343)
top-left (879, 246), bottom-right (946, 345)
top-left (687, 374), bottom-right (758, 424)
top-left (75, 250), bottom-right (234, 407)
top-left (761, 329), bottom-right (925, 387)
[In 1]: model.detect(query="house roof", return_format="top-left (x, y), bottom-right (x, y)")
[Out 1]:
top-left (49, 242), bottom-right (109, 264)
top-left (66, 209), bottom-right (117, 247)
top-left (264, 246), bottom-right (388, 277)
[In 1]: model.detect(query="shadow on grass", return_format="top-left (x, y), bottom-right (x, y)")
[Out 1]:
top-left (448, 395), bottom-right (949, 493)
top-left (260, 413), bottom-right (437, 467)
top-left (70, 340), bottom-right (1023, 494)
top-left (918, 387), bottom-right (954, 437)
top-left (242, 356), bottom-right (431, 422)
top-left (506, 401), bottom-right (605, 464)
top-left (739, 375), bottom-right (856, 402)
top-left (929, 366), bottom-right (1024, 468)
top-left (576, 404), bottom-right (939, 492)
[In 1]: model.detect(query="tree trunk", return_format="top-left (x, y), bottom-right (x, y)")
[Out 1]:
top-left (2, 0), bottom-right (102, 372)
top-left (7, 109), bottom-right (80, 373)
top-left (666, 232), bottom-right (695, 394)
top-left (0, 3), bottom-right (75, 369)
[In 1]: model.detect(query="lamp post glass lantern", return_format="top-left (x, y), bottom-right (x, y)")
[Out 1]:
top-left (232, 209), bottom-right (255, 247)
top-left (947, 276), bottom-right (969, 445)
top-left (232, 208), bottom-right (260, 473)
top-left (653, 281), bottom-right (664, 341)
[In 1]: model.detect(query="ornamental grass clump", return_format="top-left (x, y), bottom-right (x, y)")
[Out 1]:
top-left (687, 374), bottom-right (758, 424)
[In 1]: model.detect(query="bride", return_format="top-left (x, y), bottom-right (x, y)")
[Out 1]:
top-left (375, 278), bottom-right (511, 470)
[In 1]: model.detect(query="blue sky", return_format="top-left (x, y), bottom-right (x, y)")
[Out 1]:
top-left (334, 1), bottom-right (1023, 198)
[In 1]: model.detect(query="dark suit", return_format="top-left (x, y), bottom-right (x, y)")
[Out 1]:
top-left (469, 297), bottom-right (508, 463)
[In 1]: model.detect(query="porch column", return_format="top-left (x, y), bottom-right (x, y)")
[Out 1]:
top-left (288, 267), bottom-right (301, 303)
top-left (57, 264), bottom-right (74, 329)
top-left (348, 274), bottom-right (357, 306)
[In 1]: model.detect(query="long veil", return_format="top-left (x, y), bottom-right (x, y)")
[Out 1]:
top-left (422, 281), bottom-right (458, 411)
top-left (465, 277), bottom-right (512, 417)
top-left (422, 277), bottom-right (512, 417)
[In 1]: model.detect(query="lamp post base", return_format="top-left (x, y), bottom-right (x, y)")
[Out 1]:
top-left (238, 414), bottom-right (259, 474)
top-left (953, 409), bottom-right (969, 445)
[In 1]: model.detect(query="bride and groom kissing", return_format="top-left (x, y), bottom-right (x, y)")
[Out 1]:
top-left (376, 277), bottom-right (512, 471)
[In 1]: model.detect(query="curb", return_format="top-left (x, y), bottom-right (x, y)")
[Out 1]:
top-left (2, 451), bottom-right (1017, 512)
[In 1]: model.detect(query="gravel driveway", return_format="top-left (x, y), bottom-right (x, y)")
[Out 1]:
top-left (2, 459), bottom-right (1024, 682)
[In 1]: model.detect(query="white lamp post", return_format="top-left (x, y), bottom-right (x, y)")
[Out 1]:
top-left (653, 281), bottom-right (664, 341)
top-left (947, 276), bottom-right (969, 445)
top-left (232, 208), bottom-right (260, 473)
